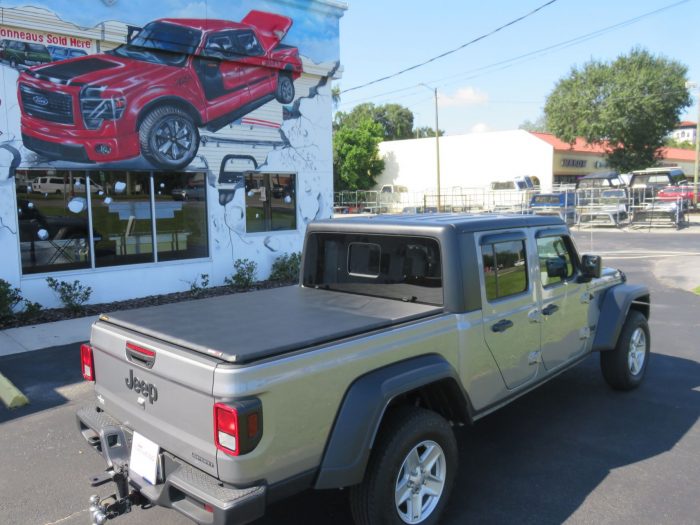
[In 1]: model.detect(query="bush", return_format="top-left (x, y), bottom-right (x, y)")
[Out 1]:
top-left (225, 259), bottom-right (257, 289)
top-left (189, 273), bottom-right (210, 297)
top-left (269, 252), bottom-right (302, 282)
top-left (0, 279), bottom-right (22, 320)
top-left (46, 277), bottom-right (92, 312)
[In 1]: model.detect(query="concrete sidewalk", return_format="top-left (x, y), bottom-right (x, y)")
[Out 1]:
top-left (0, 315), bottom-right (98, 358)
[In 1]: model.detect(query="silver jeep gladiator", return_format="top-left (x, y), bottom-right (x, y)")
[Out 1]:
top-left (76, 214), bottom-right (651, 525)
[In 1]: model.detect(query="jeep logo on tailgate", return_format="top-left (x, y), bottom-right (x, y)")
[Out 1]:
top-left (125, 369), bottom-right (158, 403)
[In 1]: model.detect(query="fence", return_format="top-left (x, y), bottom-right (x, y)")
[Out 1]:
top-left (333, 184), bottom-right (698, 230)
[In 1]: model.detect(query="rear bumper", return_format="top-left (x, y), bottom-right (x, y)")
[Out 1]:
top-left (76, 404), bottom-right (266, 525)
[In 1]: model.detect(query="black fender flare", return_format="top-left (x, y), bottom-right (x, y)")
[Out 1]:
top-left (592, 283), bottom-right (650, 351)
top-left (314, 354), bottom-right (467, 490)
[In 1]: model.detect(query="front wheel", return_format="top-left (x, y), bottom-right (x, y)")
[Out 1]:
top-left (350, 407), bottom-right (457, 525)
top-left (275, 74), bottom-right (295, 104)
top-left (600, 310), bottom-right (650, 390)
top-left (139, 105), bottom-right (199, 170)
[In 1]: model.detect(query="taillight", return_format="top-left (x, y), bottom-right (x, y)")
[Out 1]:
top-left (214, 399), bottom-right (263, 456)
top-left (80, 343), bottom-right (95, 381)
top-left (215, 403), bottom-right (239, 455)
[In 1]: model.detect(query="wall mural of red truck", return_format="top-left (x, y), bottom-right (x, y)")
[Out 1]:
top-left (17, 10), bottom-right (302, 170)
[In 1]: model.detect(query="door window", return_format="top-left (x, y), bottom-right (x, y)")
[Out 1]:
top-left (482, 240), bottom-right (528, 301)
top-left (536, 236), bottom-right (575, 287)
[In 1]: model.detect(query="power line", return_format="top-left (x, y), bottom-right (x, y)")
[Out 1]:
top-left (338, 0), bottom-right (690, 108)
top-left (341, 0), bottom-right (560, 94)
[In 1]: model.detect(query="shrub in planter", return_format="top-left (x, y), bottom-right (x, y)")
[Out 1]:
top-left (269, 252), bottom-right (302, 282)
top-left (225, 259), bottom-right (257, 289)
top-left (46, 277), bottom-right (92, 312)
top-left (0, 279), bottom-right (22, 321)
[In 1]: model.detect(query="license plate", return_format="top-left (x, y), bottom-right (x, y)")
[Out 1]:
top-left (129, 432), bottom-right (160, 485)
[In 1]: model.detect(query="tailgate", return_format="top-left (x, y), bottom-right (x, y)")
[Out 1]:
top-left (90, 320), bottom-right (219, 478)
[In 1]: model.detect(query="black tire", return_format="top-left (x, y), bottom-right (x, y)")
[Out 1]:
top-left (600, 310), bottom-right (650, 390)
top-left (275, 74), bottom-right (295, 104)
top-left (350, 407), bottom-right (457, 525)
top-left (139, 105), bottom-right (199, 170)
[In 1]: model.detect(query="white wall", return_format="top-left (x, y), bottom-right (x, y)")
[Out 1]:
top-left (378, 130), bottom-right (555, 193)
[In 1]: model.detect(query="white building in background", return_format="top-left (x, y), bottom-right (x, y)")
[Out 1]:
top-left (670, 121), bottom-right (697, 145)
top-left (377, 129), bottom-right (697, 194)
top-left (376, 130), bottom-right (555, 195)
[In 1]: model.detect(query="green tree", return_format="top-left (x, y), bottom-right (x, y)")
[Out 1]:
top-left (544, 49), bottom-right (691, 172)
top-left (413, 126), bottom-right (445, 138)
top-left (664, 137), bottom-right (695, 150)
top-left (518, 115), bottom-right (549, 133)
top-left (333, 116), bottom-right (385, 190)
top-left (334, 103), bottom-right (415, 141)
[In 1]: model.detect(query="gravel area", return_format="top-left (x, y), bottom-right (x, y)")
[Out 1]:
top-left (0, 280), bottom-right (295, 330)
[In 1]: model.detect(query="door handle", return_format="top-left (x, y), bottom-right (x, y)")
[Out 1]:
top-left (542, 304), bottom-right (559, 316)
top-left (491, 319), bottom-right (514, 333)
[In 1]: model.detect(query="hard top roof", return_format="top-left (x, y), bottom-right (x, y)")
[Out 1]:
top-left (580, 171), bottom-right (620, 180)
top-left (311, 213), bottom-right (563, 235)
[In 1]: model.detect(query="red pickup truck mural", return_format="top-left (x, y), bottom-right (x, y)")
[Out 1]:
top-left (16, 10), bottom-right (302, 169)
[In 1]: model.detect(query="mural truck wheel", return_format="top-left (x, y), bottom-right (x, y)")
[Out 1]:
top-left (276, 74), bottom-right (295, 104)
top-left (139, 105), bottom-right (200, 170)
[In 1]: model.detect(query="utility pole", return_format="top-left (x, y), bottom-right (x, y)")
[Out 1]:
top-left (420, 84), bottom-right (441, 211)
top-left (687, 81), bottom-right (700, 207)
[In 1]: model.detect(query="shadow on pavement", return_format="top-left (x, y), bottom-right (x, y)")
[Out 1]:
top-left (0, 343), bottom-right (82, 423)
top-left (255, 352), bottom-right (700, 524)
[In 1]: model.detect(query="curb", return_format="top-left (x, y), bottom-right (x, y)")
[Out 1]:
top-left (0, 371), bottom-right (28, 409)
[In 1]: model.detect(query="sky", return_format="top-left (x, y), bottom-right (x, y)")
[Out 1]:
top-left (336, 0), bottom-right (700, 136)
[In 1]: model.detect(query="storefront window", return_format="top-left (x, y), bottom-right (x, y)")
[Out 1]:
top-left (17, 170), bottom-right (209, 274)
top-left (153, 173), bottom-right (208, 261)
top-left (245, 173), bottom-right (296, 233)
top-left (91, 172), bottom-right (154, 268)
top-left (18, 172), bottom-right (92, 274)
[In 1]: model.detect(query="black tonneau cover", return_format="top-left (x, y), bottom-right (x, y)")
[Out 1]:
top-left (100, 286), bottom-right (442, 364)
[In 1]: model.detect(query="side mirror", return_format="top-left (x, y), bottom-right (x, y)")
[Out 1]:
top-left (545, 257), bottom-right (568, 279)
top-left (580, 254), bottom-right (602, 280)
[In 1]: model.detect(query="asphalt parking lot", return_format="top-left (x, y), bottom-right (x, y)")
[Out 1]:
top-left (1, 230), bottom-right (699, 525)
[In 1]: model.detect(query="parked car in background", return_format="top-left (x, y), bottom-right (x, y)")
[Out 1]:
top-left (46, 45), bottom-right (88, 61)
top-left (1, 40), bottom-right (52, 68)
top-left (32, 176), bottom-right (103, 194)
top-left (656, 185), bottom-right (698, 207)
top-left (171, 184), bottom-right (206, 201)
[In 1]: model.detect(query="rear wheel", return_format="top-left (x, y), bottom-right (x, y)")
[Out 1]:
top-left (600, 310), bottom-right (650, 390)
top-left (349, 407), bottom-right (457, 525)
top-left (139, 105), bottom-right (199, 170)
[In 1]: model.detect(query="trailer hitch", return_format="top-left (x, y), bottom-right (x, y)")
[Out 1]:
top-left (88, 465), bottom-right (146, 523)
top-left (88, 425), bottom-right (144, 523)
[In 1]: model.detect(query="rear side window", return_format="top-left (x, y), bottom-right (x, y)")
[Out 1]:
top-left (482, 240), bottom-right (528, 301)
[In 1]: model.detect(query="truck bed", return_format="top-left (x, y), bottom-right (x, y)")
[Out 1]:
top-left (98, 286), bottom-right (443, 364)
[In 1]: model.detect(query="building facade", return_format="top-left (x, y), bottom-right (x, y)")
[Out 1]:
top-left (0, 1), bottom-right (345, 308)
top-left (376, 130), bottom-right (696, 192)
top-left (670, 121), bottom-right (697, 145)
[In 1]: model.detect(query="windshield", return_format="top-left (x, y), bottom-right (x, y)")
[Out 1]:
top-left (303, 233), bottom-right (443, 306)
top-left (110, 22), bottom-right (201, 67)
